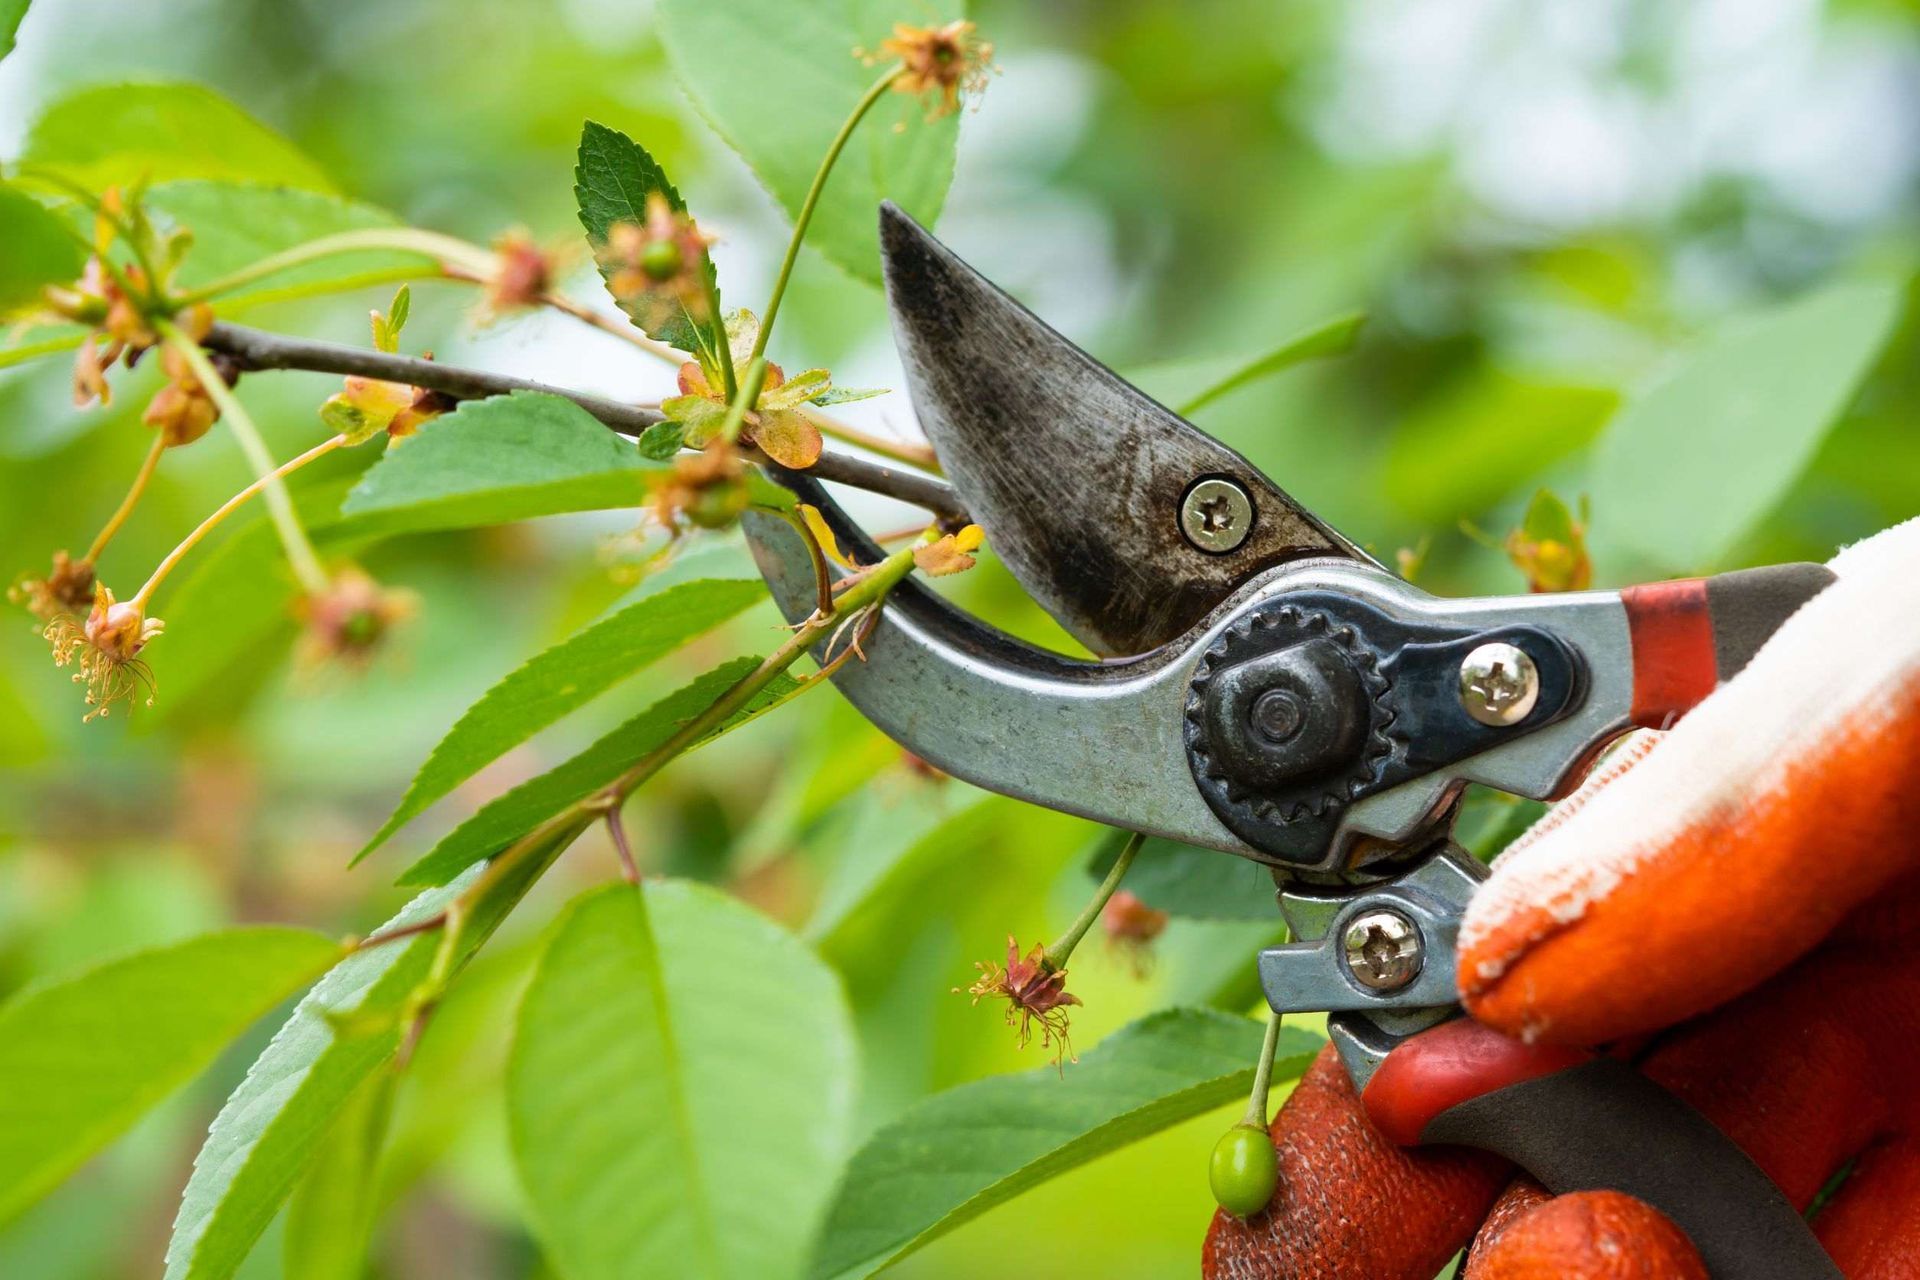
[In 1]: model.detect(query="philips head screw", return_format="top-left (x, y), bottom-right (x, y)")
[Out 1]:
top-left (1341, 908), bottom-right (1422, 992)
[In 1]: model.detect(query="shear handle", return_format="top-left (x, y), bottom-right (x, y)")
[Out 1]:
top-left (1363, 1019), bottom-right (1840, 1279)
top-left (1625, 563), bottom-right (1835, 728)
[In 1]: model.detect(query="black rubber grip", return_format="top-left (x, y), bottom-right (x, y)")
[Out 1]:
top-left (1421, 1059), bottom-right (1839, 1278)
top-left (1703, 562), bottom-right (1835, 681)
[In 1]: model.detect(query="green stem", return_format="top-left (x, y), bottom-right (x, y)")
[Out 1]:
top-left (401, 530), bottom-right (929, 994)
top-left (1240, 1010), bottom-right (1284, 1129)
top-left (131, 434), bottom-right (344, 608)
top-left (719, 357), bottom-right (769, 446)
top-left (608, 534), bottom-right (922, 799)
top-left (1045, 829), bottom-right (1145, 970)
top-left (85, 435), bottom-right (166, 565)
top-left (154, 319), bottom-right (331, 596)
top-left (748, 67), bottom-right (903, 364)
top-left (175, 229), bottom-right (495, 306)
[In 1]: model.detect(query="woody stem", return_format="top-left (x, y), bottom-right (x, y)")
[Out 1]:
top-left (199, 322), bottom-right (968, 522)
top-left (84, 434), bottom-right (166, 565)
top-left (1044, 829), bottom-right (1146, 971)
top-left (748, 67), bottom-right (904, 365)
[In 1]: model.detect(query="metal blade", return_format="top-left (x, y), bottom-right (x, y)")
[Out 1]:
top-left (881, 202), bottom-right (1366, 656)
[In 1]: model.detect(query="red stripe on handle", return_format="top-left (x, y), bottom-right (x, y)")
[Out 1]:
top-left (1361, 1019), bottom-right (1590, 1147)
top-left (1622, 578), bottom-right (1717, 729)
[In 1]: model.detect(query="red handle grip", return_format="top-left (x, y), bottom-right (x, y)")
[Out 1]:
top-left (1623, 563), bottom-right (1834, 729)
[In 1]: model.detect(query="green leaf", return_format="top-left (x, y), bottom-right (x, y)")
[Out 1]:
top-left (636, 419), bottom-right (688, 461)
top-left (657, 0), bottom-right (964, 286)
top-left (574, 121), bottom-right (720, 361)
top-left (0, 183), bottom-right (82, 313)
top-left (808, 386), bottom-right (888, 407)
top-left (149, 182), bottom-right (431, 307)
top-left (341, 392), bottom-right (662, 537)
top-left (2, 183), bottom-right (429, 366)
top-left (162, 887), bottom-right (456, 1280)
top-left (165, 853), bottom-right (560, 1280)
top-left (805, 790), bottom-right (1005, 953)
top-left (1384, 370), bottom-right (1617, 523)
top-left (1175, 312), bottom-right (1367, 416)
top-left (357, 577), bottom-right (766, 858)
top-left (809, 1008), bottom-right (1318, 1280)
top-left (0, 928), bottom-right (340, 1226)
top-left (1084, 831), bottom-right (1280, 921)
top-left (510, 881), bottom-right (857, 1280)
top-left (398, 656), bottom-right (806, 886)
top-left (0, 0), bottom-right (30, 62)
top-left (282, 1069), bottom-right (395, 1280)
top-left (1592, 280), bottom-right (1905, 571)
top-left (18, 82), bottom-right (335, 194)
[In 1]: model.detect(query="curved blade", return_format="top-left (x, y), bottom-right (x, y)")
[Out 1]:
top-left (881, 203), bottom-right (1366, 656)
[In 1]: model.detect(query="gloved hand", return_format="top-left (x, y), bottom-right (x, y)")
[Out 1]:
top-left (1204, 517), bottom-right (1920, 1280)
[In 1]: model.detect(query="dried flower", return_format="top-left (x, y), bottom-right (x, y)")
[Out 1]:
top-left (651, 441), bottom-right (749, 532)
top-left (49, 259), bottom-right (151, 407)
top-left (878, 21), bottom-right (995, 117)
top-left (962, 936), bottom-right (1081, 1065)
top-left (597, 195), bottom-right (715, 332)
top-left (1504, 489), bottom-right (1591, 594)
top-left (1101, 890), bottom-right (1169, 976)
top-left (1396, 535), bottom-right (1430, 585)
top-left (913, 523), bottom-right (984, 576)
top-left (320, 375), bottom-right (451, 445)
top-left (901, 750), bottom-right (947, 782)
top-left (663, 339), bottom-right (839, 470)
top-left (45, 585), bottom-right (163, 721)
top-left (9, 551), bottom-right (97, 625)
top-left (141, 344), bottom-right (232, 447)
top-left (484, 230), bottom-right (558, 315)
top-left (295, 568), bottom-right (417, 668)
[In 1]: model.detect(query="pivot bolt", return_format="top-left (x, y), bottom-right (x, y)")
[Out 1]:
top-left (1180, 478), bottom-right (1253, 554)
top-left (1342, 908), bottom-right (1422, 992)
top-left (1458, 641), bottom-right (1539, 727)
top-left (1250, 689), bottom-right (1304, 743)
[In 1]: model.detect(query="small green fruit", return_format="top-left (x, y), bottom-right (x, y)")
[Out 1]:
top-left (686, 480), bottom-right (749, 530)
top-left (640, 238), bottom-right (686, 282)
top-left (1209, 1123), bottom-right (1278, 1218)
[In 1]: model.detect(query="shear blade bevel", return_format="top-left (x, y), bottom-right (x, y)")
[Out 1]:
top-left (878, 203), bottom-right (1370, 658)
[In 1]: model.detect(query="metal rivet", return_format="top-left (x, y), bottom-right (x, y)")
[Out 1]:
top-left (1180, 478), bottom-right (1253, 554)
top-left (1342, 909), bottom-right (1422, 992)
top-left (1250, 689), bottom-right (1304, 743)
top-left (1458, 641), bottom-right (1540, 727)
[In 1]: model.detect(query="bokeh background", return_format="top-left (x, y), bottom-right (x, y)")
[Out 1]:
top-left (3, 0), bottom-right (1918, 1276)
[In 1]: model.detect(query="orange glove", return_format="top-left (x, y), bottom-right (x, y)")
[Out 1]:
top-left (1205, 518), bottom-right (1920, 1279)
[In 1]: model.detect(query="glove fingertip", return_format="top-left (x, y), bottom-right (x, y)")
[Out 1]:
top-left (1465, 1189), bottom-right (1707, 1280)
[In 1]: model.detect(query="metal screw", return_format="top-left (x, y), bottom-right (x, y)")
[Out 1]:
top-left (1250, 689), bottom-right (1304, 743)
top-left (1458, 641), bottom-right (1540, 727)
top-left (1342, 909), bottom-right (1422, 992)
top-left (1180, 478), bottom-right (1253, 554)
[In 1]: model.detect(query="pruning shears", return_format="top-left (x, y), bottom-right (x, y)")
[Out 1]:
top-left (741, 205), bottom-right (1840, 1279)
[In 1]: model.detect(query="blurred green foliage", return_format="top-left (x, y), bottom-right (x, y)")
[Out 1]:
top-left (1, 0), bottom-right (1916, 1276)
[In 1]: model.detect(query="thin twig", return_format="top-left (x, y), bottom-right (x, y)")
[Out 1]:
top-left (605, 809), bottom-right (640, 884)
top-left (770, 505), bottom-right (835, 616)
top-left (201, 322), bottom-right (968, 522)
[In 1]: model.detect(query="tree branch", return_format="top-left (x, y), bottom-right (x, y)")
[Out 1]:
top-left (202, 321), bottom-right (967, 523)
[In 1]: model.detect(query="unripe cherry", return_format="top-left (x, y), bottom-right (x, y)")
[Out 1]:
top-left (1209, 1123), bottom-right (1278, 1219)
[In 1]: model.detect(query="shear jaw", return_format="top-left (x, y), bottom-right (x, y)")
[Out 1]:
top-left (878, 203), bottom-right (1367, 658)
top-left (1259, 845), bottom-right (1484, 1088)
top-left (745, 488), bottom-right (1637, 878)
